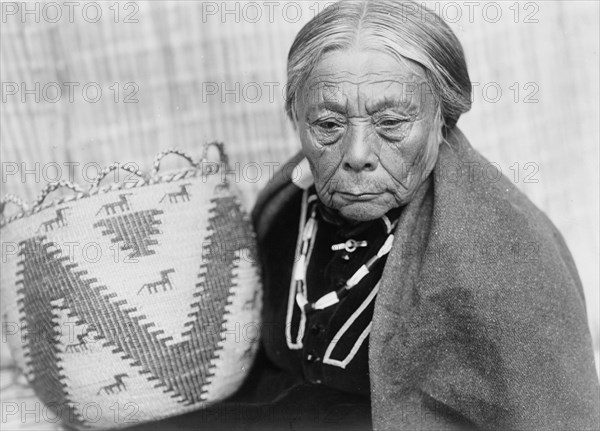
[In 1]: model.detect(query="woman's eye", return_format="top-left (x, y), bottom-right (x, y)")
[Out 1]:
top-left (377, 118), bottom-right (404, 128)
top-left (317, 120), bottom-right (342, 130)
top-left (310, 118), bottom-right (344, 145)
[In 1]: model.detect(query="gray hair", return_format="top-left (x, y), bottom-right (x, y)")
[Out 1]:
top-left (285, 0), bottom-right (472, 129)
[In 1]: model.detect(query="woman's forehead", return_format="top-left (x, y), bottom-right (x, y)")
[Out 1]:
top-left (300, 50), bottom-right (434, 114)
top-left (311, 49), bottom-right (426, 79)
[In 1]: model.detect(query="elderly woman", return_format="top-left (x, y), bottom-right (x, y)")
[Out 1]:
top-left (247, 0), bottom-right (600, 430)
top-left (134, 1), bottom-right (599, 430)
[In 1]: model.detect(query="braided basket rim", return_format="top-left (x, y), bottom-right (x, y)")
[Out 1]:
top-left (0, 164), bottom-right (229, 229)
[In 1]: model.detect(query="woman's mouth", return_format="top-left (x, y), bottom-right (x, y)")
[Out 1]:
top-left (335, 191), bottom-right (382, 202)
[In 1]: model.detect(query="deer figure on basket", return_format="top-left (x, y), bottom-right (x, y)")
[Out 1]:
top-left (97, 374), bottom-right (129, 395)
top-left (137, 269), bottom-right (176, 295)
top-left (96, 194), bottom-right (133, 216)
top-left (37, 207), bottom-right (70, 232)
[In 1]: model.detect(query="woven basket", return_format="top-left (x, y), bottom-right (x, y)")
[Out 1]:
top-left (0, 144), bottom-right (262, 429)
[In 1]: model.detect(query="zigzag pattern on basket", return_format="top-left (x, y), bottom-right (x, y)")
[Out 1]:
top-left (188, 193), bottom-right (255, 392)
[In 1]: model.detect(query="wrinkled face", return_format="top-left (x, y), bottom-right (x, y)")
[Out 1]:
top-left (295, 49), bottom-right (442, 222)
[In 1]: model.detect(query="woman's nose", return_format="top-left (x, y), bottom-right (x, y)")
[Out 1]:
top-left (341, 126), bottom-right (379, 172)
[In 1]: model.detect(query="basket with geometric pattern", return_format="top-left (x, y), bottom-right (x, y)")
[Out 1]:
top-left (0, 143), bottom-right (262, 429)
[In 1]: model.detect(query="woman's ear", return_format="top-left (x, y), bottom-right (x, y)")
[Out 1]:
top-left (428, 106), bottom-right (445, 149)
top-left (420, 107), bottom-right (444, 179)
top-left (290, 105), bottom-right (301, 133)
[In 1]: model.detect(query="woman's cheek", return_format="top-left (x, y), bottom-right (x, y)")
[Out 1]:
top-left (379, 119), bottom-right (437, 194)
top-left (315, 148), bottom-right (343, 188)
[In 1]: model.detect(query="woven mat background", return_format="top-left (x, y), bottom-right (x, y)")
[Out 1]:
top-left (1, 1), bottom-right (598, 429)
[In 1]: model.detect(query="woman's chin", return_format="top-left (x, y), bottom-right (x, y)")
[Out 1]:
top-left (337, 202), bottom-right (389, 223)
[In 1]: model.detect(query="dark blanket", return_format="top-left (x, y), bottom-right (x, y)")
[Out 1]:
top-left (252, 127), bottom-right (600, 430)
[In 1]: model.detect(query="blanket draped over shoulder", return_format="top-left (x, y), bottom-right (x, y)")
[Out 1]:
top-left (252, 128), bottom-right (600, 430)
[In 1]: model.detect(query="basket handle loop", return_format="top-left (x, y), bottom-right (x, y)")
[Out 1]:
top-left (201, 142), bottom-right (229, 168)
top-left (89, 163), bottom-right (145, 191)
top-left (152, 149), bottom-right (199, 176)
top-left (0, 194), bottom-right (28, 217)
top-left (33, 180), bottom-right (84, 209)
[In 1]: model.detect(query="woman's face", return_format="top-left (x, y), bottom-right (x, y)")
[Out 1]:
top-left (295, 49), bottom-right (442, 222)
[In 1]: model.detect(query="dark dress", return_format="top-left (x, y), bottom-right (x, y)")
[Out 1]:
top-left (227, 186), bottom-right (403, 429)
